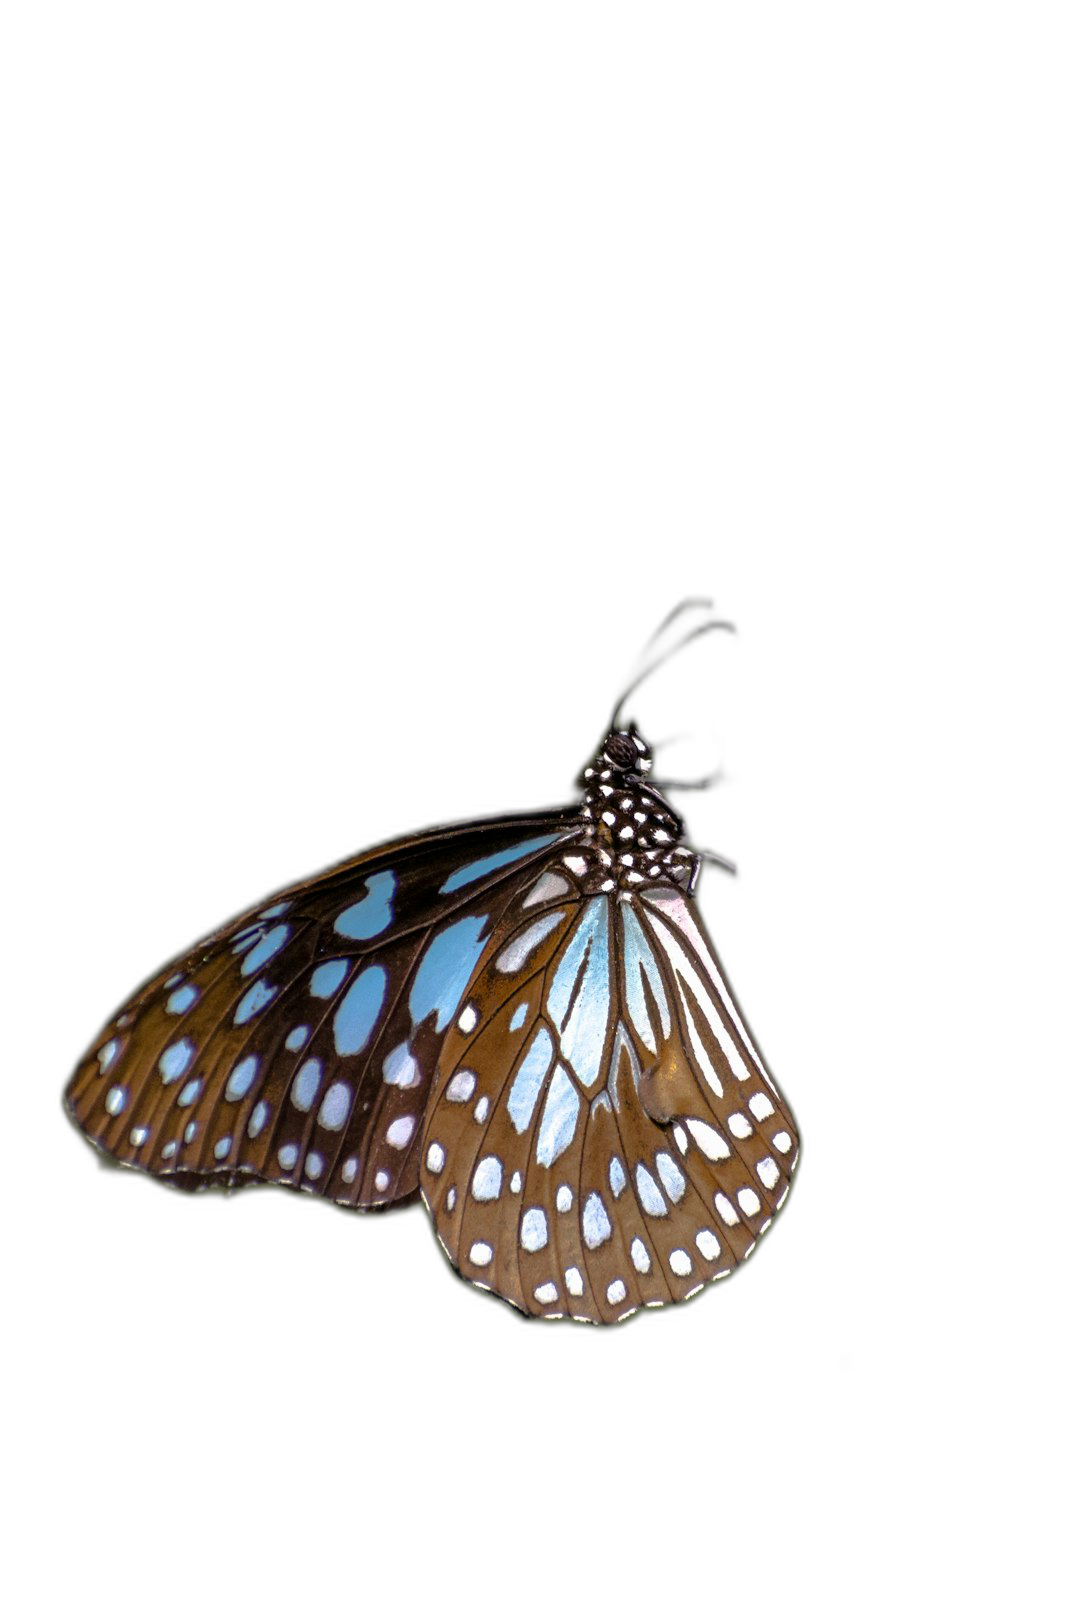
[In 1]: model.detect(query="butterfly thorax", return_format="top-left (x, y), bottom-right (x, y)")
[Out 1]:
top-left (575, 726), bottom-right (695, 895)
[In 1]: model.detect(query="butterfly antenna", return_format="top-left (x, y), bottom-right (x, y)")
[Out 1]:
top-left (642, 597), bottom-right (715, 649)
top-left (610, 618), bottom-right (736, 731)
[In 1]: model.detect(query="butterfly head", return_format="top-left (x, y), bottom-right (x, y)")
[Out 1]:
top-left (599, 732), bottom-right (650, 774)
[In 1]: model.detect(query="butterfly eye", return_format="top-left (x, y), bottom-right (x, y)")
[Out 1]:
top-left (65, 620), bottom-right (799, 1323)
top-left (602, 732), bottom-right (640, 770)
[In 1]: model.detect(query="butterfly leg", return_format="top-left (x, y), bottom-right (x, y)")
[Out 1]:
top-left (689, 848), bottom-right (738, 900)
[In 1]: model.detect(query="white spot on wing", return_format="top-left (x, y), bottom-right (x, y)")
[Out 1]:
top-left (582, 1192), bottom-right (612, 1249)
top-left (385, 1115), bottom-right (415, 1148)
top-left (446, 1070), bottom-right (476, 1103)
top-left (524, 872), bottom-right (571, 907)
top-left (695, 1229), bottom-right (721, 1261)
top-left (686, 1117), bottom-right (730, 1160)
top-left (382, 1043), bottom-right (420, 1089)
top-left (757, 1156), bottom-right (780, 1189)
top-left (472, 1156), bottom-right (503, 1201)
top-left (520, 1208), bottom-right (548, 1252)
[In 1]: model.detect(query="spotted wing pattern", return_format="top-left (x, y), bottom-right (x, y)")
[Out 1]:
top-left (419, 870), bottom-right (799, 1323)
top-left (65, 816), bottom-right (576, 1209)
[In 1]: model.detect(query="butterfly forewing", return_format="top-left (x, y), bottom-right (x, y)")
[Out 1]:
top-left (66, 815), bottom-right (576, 1208)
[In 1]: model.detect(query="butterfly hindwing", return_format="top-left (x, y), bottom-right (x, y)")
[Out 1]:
top-left (420, 874), bottom-right (799, 1322)
top-left (65, 815), bottom-right (576, 1208)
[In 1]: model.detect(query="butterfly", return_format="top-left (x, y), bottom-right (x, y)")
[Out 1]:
top-left (65, 604), bottom-right (799, 1324)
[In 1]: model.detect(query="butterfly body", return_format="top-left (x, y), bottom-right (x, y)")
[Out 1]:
top-left (66, 719), bottom-right (799, 1324)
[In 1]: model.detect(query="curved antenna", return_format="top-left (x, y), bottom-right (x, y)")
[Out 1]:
top-left (609, 618), bottom-right (736, 731)
top-left (642, 597), bottom-right (714, 649)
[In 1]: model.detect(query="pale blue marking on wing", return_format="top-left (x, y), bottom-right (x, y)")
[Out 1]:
top-left (535, 1064), bottom-right (581, 1167)
top-left (583, 1191), bottom-right (612, 1249)
top-left (656, 1152), bottom-right (686, 1202)
top-left (609, 1155), bottom-right (626, 1197)
top-left (285, 1024), bottom-right (309, 1051)
top-left (214, 1136), bottom-right (231, 1160)
top-left (622, 904), bottom-right (671, 1052)
top-left (547, 897), bottom-right (611, 1092)
top-left (334, 965), bottom-right (387, 1055)
top-left (97, 1039), bottom-right (119, 1073)
top-left (409, 915), bottom-right (488, 1034)
top-left (105, 1085), bottom-right (127, 1116)
top-left (247, 1100), bottom-right (269, 1138)
top-left (635, 1163), bottom-right (667, 1217)
top-left (291, 1058), bottom-right (322, 1111)
top-left (225, 1056), bottom-right (258, 1101)
top-left (318, 1081), bottom-right (351, 1131)
top-left (507, 1028), bottom-right (553, 1133)
top-left (334, 870), bottom-right (396, 940)
top-left (241, 924), bottom-right (290, 978)
top-left (165, 983), bottom-right (199, 1015)
top-left (177, 1077), bottom-right (203, 1107)
top-left (260, 902), bottom-right (290, 918)
top-left (520, 1207), bottom-right (549, 1252)
top-left (604, 1025), bottom-right (640, 1112)
top-left (382, 1041), bottom-right (418, 1089)
top-left (547, 897), bottom-right (602, 1029)
top-left (310, 959), bottom-right (349, 998)
top-left (495, 911), bottom-right (565, 974)
top-left (509, 1002), bottom-right (528, 1032)
top-left (472, 1156), bottom-right (502, 1201)
top-left (159, 1038), bottom-right (195, 1083)
top-left (234, 979), bottom-right (277, 1025)
top-left (278, 1144), bottom-right (299, 1170)
top-left (439, 834), bottom-right (560, 895)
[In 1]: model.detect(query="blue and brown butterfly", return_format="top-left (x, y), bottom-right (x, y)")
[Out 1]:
top-left (65, 627), bottom-right (800, 1324)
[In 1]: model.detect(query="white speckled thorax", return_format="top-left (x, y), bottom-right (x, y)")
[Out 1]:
top-left (574, 725), bottom-right (697, 895)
